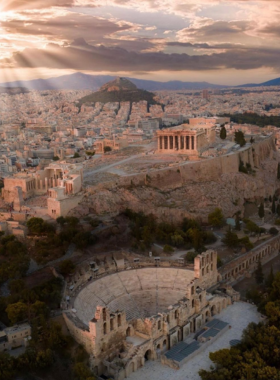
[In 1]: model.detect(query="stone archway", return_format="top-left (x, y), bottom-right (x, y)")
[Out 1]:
top-left (126, 326), bottom-right (132, 337)
top-left (211, 305), bottom-right (217, 316)
top-left (144, 349), bottom-right (152, 361)
top-left (127, 361), bottom-right (135, 376)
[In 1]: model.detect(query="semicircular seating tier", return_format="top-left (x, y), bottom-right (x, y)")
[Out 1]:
top-left (74, 268), bottom-right (195, 325)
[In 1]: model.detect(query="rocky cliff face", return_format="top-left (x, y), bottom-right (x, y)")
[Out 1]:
top-left (71, 152), bottom-right (280, 223)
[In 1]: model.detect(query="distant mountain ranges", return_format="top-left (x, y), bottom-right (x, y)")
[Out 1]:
top-left (0, 72), bottom-right (279, 92)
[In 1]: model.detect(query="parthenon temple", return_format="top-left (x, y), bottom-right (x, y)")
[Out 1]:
top-left (156, 124), bottom-right (215, 156)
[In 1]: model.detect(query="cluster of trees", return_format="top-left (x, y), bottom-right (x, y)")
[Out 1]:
top-left (0, 234), bottom-right (29, 285)
top-left (27, 217), bottom-right (97, 264)
top-left (199, 271), bottom-right (280, 380)
top-left (0, 274), bottom-right (95, 380)
top-left (239, 160), bottom-right (254, 174)
top-left (123, 209), bottom-right (216, 252)
top-left (0, 277), bottom-right (63, 326)
top-left (220, 112), bottom-right (280, 128)
top-left (222, 229), bottom-right (253, 251)
top-left (0, 320), bottom-right (95, 380)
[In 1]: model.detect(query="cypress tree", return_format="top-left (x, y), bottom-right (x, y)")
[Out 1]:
top-left (272, 199), bottom-right (276, 214)
top-left (220, 126), bottom-right (227, 140)
top-left (265, 266), bottom-right (274, 288)
top-left (235, 213), bottom-right (241, 231)
top-left (258, 202), bottom-right (264, 219)
top-left (255, 257), bottom-right (264, 284)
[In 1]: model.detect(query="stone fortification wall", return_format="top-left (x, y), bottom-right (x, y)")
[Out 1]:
top-left (85, 136), bottom-right (275, 193)
top-left (220, 234), bottom-right (280, 284)
top-left (116, 136), bottom-right (275, 190)
top-left (78, 136), bottom-right (278, 222)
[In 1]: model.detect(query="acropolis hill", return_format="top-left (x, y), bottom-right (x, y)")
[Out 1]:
top-left (73, 132), bottom-right (278, 223)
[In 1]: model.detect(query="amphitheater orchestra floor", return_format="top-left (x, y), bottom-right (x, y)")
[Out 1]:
top-left (127, 302), bottom-right (261, 380)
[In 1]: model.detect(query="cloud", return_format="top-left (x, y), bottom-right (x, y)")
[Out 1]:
top-left (4, 38), bottom-right (280, 72)
top-left (1, 0), bottom-right (76, 11)
top-left (260, 23), bottom-right (280, 37)
top-left (1, 13), bottom-right (135, 42)
top-left (177, 20), bottom-right (257, 44)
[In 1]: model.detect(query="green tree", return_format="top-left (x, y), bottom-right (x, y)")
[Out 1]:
top-left (65, 216), bottom-right (79, 227)
top-left (27, 217), bottom-right (55, 235)
top-left (30, 300), bottom-right (49, 320)
top-left (104, 146), bottom-right (112, 153)
top-left (238, 236), bottom-right (253, 251)
top-left (277, 163), bottom-right (280, 180)
top-left (56, 216), bottom-right (66, 225)
top-left (245, 220), bottom-right (260, 236)
top-left (185, 251), bottom-right (198, 263)
top-left (0, 352), bottom-right (15, 380)
top-left (255, 257), bottom-right (264, 284)
top-left (220, 126), bottom-right (227, 140)
top-left (72, 231), bottom-right (97, 249)
top-left (73, 362), bottom-right (94, 380)
top-left (58, 259), bottom-right (76, 276)
top-left (269, 227), bottom-right (279, 235)
top-left (52, 156), bottom-right (59, 161)
top-left (235, 213), bottom-right (241, 231)
top-left (266, 266), bottom-right (275, 289)
top-left (208, 208), bottom-right (224, 228)
top-left (73, 152), bottom-right (80, 158)
top-left (234, 130), bottom-right (246, 146)
top-left (222, 229), bottom-right (239, 248)
top-left (163, 244), bottom-right (174, 253)
top-left (86, 151), bottom-right (95, 156)
top-left (272, 199), bottom-right (276, 214)
top-left (6, 301), bottom-right (28, 324)
top-left (258, 202), bottom-right (264, 219)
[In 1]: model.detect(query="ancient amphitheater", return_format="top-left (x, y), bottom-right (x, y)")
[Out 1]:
top-left (74, 267), bottom-right (197, 323)
top-left (63, 250), bottom-right (238, 380)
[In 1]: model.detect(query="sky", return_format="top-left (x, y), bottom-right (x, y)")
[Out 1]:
top-left (0, 0), bottom-right (280, 85)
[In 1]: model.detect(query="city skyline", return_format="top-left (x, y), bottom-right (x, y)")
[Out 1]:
top-left (0, 0), bottom-right (280, 85)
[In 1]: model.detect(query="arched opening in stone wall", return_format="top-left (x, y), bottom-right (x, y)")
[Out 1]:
top-left (211, 305), bottom-right (217, 316)
top-left (94, 366), bottom-right (98, 375)
top-left (103, 322), bottom-right (107, 335)
top-left (156, 343), bottom-right (161, 350)
top-left (126, 327), bottom-right (132, 337)
top-left (162, 339), bottom-right (167, 350)
top-left (205, 310), bottom-right (210, 322)
top-left (144, 349), bottom-right (152, 361)
top-left (193, 319), bottom-right (196, 332)
top-left (129, 361), bottom-right (135, 374)
top-left (118, 314), bottom-right (121, 327)
top-left (177, 329), bottom-right (180, 342)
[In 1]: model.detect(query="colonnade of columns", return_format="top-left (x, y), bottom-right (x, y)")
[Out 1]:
top-left (158, 135), bottom-right (197, 151)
